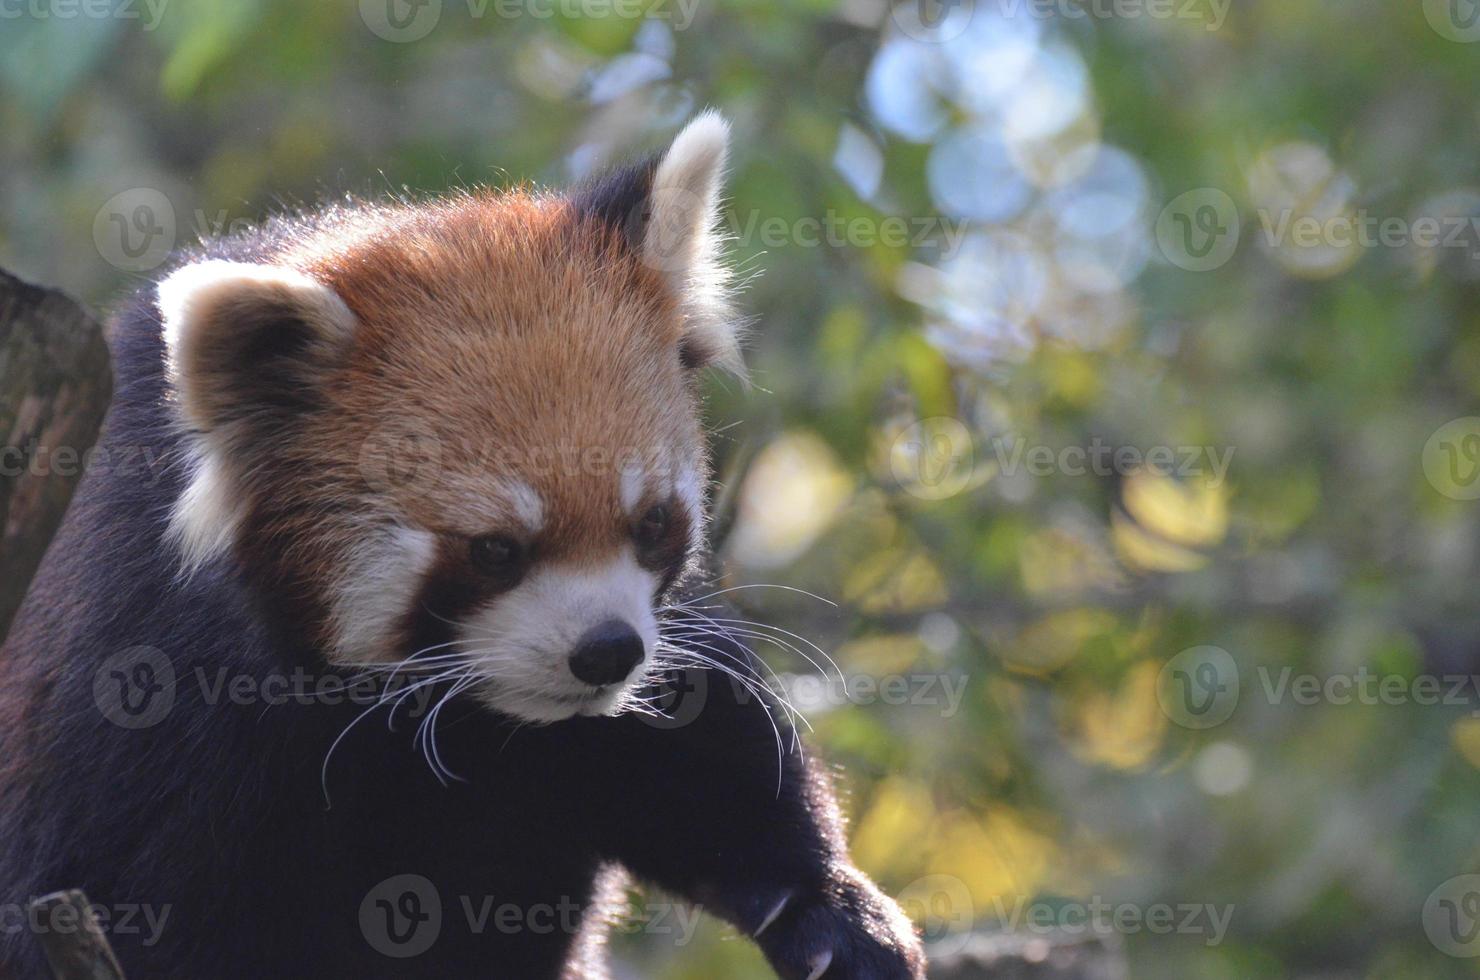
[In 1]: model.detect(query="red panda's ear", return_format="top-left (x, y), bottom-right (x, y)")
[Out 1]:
top-left (156, 260), bottom-right (357, 571)
top-left (643, 111), bottom-right (746, 380)
top-left (158, 260), bottom-right (356, 436)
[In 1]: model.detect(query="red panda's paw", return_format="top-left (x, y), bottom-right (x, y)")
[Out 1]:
top-left (753, 870), bottom-right (926, 980)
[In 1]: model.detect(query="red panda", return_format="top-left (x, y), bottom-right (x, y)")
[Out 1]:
top-left (0, 113), bottom-right (925, 978)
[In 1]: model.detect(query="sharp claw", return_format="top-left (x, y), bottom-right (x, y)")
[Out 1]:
top-left (753, 891), bottom-right (792, 938)
top-left (805, 948), bottom-right (833, 980)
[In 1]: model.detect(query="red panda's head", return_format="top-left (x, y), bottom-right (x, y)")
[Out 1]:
top-left (155, 113), bottom-right (741, 723)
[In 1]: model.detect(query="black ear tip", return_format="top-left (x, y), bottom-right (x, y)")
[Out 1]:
top-left (570, 154), bottom-right (662, 247)
top-left (677, 335), bottom-right (707, 370)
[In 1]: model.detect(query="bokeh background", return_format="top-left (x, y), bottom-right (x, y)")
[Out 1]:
top-left (6, 0), bottom-right (1480, 976)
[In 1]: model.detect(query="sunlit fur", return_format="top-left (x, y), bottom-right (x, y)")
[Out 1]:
top-left (152, 115), bottom-right (739, 722)
top-left (460, 549), bottom-right (661, 723)
top-left (0, 113), bottom-right (927, 980)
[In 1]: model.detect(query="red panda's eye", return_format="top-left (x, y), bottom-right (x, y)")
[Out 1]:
top-left (636, 504), bottom-right (669, 546)
top-left (470, 534), bottom-right (524, 576)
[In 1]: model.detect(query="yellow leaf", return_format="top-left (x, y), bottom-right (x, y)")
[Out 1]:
top-left (727, 432), bottom-right (852, 570)
top-left (1111, 508), bottom-right (1210, 573)
top-left (1122, 470), bottom-right (1229, 548)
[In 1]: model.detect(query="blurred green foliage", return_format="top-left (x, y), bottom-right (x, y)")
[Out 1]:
top-left (5, 0), bottom-right (1480, 976)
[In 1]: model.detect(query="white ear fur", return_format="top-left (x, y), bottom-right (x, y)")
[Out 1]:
top-left (643, 110), bottom-right (745, 378)
top-left (156, 260), bottom-right (356, 573)
top-left (158, 260), bottom-right (356, 431)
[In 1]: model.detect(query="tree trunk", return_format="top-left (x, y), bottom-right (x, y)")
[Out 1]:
top-left (0, 267), bottom-right (112, 640)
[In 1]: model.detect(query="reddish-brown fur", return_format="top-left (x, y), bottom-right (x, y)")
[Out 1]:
top-left (223, 192), bottom-right (707, 655)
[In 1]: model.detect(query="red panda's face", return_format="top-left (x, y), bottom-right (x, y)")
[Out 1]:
top-left (157, 113), bottom-right (740, 723)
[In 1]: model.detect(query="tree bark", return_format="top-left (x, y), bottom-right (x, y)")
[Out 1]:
top-left (0, 267), bottom-right (111, 640)
top-left (26, 890), bottom-right (128, 980)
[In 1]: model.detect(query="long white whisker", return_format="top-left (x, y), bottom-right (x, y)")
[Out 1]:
top-left (652, 640), bottom-right (797, 793)
top-left (656, 629), bottom-right (812, 736)
top-left (418, 667), bottom-right (479, 786)
top-left (673, 583), bottom-right (838, 608)
top-left (664, 609), bottom-right (843, 685)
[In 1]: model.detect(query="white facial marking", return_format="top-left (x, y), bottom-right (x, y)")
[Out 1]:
top-left (675, 462), bottom-right (705, 550)
top-left (458, 548), bottom-right (659, 724)
top-left (620, 459), bottom-right (647, 516)
top-left (329, 526), bottom-right (438, 662)
top-left (168, 454), bottom-right (248, 576)
top-left (157, 260), bottom-right (357, 574)
top-left (503, 479), bottom-right (545, 532)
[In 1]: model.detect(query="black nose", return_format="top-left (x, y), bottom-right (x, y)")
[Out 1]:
top-left (568, 619), bottom-right (645, 687)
